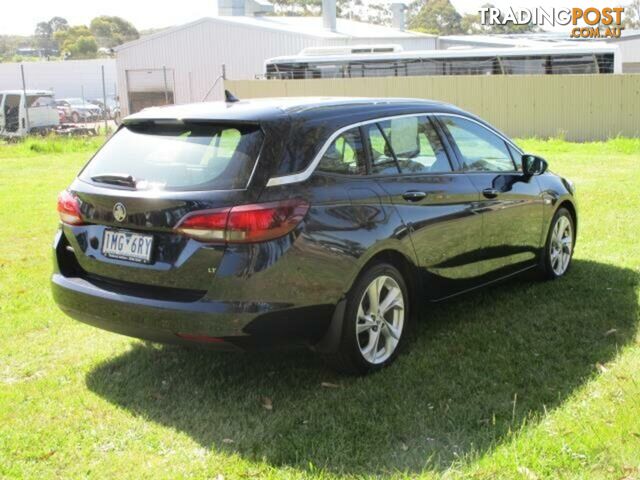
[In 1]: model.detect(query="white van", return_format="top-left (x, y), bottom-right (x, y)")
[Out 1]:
top-left (0, 90), bottom-right (60, 138)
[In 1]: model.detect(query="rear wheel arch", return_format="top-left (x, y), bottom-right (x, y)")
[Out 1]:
top-left (313, 248), bottom-right (420, 356)
top-left (354, 250), bottom-right (420, 307)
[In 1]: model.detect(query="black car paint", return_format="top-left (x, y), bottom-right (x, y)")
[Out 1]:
top-left (51, 98), bottom-right (577, 352)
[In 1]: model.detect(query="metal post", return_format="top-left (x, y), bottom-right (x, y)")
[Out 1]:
top-left (101, 65), bottom-right (109, 134)
top-left (80, 85), bottom-right (85, 124)
top-left (20, 64), bottom-right (30, 134)
top-left (163, 66), bottom-right (169, 105)
top-left (221, 64), bottom-right (226, 100)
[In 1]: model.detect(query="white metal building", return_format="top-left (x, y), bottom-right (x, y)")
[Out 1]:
top-left (0, 59), bottom-right (117, 100)
top-left (114, 0), bottom-right (435, 115)
top-left (605, 30), bottom-right (640, 73)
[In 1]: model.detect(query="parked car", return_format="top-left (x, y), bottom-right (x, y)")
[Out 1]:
top-left (88, 97), bottom-right (119, 121)
top-left (0, 90), bottom-right (59, 138)
top-left (55, 98), bottom-right (102, 124)
top-left (51, 97), bottom-right (577, 374)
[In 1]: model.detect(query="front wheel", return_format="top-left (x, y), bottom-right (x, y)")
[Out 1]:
top-left (324, 263), bottom-right (409, 375)
top-left (540, 207), bottom-right (575, 279)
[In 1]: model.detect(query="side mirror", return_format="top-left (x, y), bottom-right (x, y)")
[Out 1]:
top-left (522, 154), bottom-right (548, 176)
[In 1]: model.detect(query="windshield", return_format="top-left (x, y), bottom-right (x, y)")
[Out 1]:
top-left (79, 122), bottom-right (264, 191)
top-left (65, 98), bottom-right (87, 105)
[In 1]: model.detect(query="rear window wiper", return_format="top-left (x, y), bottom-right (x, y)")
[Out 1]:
top-left (91, 173), bottom-right (137, 188)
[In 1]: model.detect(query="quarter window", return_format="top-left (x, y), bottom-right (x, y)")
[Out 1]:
top-left (317, 127), bottom-right (366, 175)
top-left (507, 144), bottom-right (523, 171)
top-left (367, 116), bottom-right (451, 175)
top-left (440, 116), bottom-right (515, 172)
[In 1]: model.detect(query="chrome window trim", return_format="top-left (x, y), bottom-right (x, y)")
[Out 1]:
top-left (265, 111), bottom-right (523, 187)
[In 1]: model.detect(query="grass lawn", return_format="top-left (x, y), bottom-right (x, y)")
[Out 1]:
top-left (0, 136), bottom-right (639, 479)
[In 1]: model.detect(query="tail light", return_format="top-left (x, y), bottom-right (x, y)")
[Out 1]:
top-left (175, 199), bottom-right (309, 243)
top-left (57, 190), bottom-right (84, 225)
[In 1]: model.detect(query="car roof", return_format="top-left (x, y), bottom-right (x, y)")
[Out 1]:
top-left (124, 97), bottom-right (464, 124)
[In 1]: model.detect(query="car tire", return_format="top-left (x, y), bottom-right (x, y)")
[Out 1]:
top-left (540, 207), bottom-right (575, 280)
top-left (324, 262), bottom-right (410, 375)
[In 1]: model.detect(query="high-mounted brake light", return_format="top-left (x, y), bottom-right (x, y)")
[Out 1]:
top-left (57, 190), bottom-right (84, 225)
top-left (175, 199), bottom-right (309, 243)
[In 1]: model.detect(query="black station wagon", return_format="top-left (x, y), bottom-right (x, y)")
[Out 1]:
top-left (52, 97), bottom-right (577, 374)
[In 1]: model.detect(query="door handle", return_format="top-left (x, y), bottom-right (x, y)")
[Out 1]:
top-left (482, 188), bottom-right (499, 199)
top-left (402, 191), bottom-right (427, 202)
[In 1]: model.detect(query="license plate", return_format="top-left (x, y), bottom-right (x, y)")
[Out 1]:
top-left (102, 229), bottom-right (154, 264)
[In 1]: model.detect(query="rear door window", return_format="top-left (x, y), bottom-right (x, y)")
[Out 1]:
top-left (79, 122), bottom-right (264, 191)
top-left (367, 116), bottom-right (452, 175)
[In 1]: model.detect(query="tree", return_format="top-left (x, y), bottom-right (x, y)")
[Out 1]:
top-left (0, 35), bottom-right (35, 61)
top-left (271, 0), bottom-right (320, 16)
top-left (54, 25), bottom-right (98, 59)
top-left (457, 3), bottom-right (537, 34)
top-left (358, 2), bottom-right (392, 25)
top-left (35, 21), bottom-right (54, 48)
top-left (408, 0), bottom-right (463, 35)
top-left (624, 0), bottom-right (640, 28)
top-left (270, 0), bottom-right (390, 25)
top-left (49, 17), bottom-right (69, 32)
top-left (34, 17), bottom-right (68, 50)
top-left (90, 16), bottom-right (139, 47)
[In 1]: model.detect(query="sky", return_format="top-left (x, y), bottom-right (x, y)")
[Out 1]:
top-left (1, 0), bottom-right (625, 36)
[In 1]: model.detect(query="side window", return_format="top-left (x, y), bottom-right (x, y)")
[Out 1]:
top-left (27, 95), bottom-right (55, 108)
top-left (317, 127), bottom-right (366, 175)
top-left (507, 144), bottom-right (523, 171)
top-left (366, 122), bottom-right (399, 175)
top-left (367, 116), bottom-right (451, 175)
top-left (440, 116), bottom-right (515, 172)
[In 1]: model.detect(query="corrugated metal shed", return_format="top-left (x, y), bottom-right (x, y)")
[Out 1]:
top-left (115, 16), bottom-right (436, 115)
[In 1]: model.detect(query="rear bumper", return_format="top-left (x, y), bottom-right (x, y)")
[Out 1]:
top-left (50, 215), bottom-right (357, 350)
top-left (51, 274), bottom-right (334, 350)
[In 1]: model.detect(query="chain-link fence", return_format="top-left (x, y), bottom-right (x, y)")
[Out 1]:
top-left (0, 59), bottom-right (119, 138)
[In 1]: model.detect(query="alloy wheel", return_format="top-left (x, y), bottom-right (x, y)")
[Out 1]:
top-left (550, 215), bottom-right (573, 276)
top-left (356, 275), bottom-right (405, 364)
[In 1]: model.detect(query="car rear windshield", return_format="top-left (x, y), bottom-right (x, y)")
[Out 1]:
top-left (79, 122), bottom-right (263, 191)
